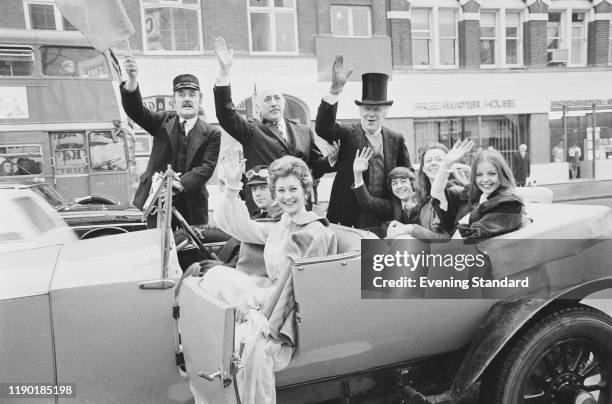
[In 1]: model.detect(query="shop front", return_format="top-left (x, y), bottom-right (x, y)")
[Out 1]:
top-left (549, 99), bottom-right (612, 181)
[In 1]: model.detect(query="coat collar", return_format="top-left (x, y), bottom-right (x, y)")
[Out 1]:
top-left (282, 210), bottom-right (330, 226)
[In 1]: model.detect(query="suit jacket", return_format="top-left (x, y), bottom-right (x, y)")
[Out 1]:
top-left (315, 100), bottom-right (412, 228)
top-left (213, 85), bottom-right (331, 177)
top-left (512, 152), bottom-right (530, 185)
top-left (120, 83), bottom-right (220, 225)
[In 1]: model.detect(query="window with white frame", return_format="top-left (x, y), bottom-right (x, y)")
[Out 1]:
top-left (330, 5), bottom-right (372, 37)
top-left (480, 12), bottom-right (497, 65)
top-left (571, 12), bottom-right (586, 65)
top-left (248, 0), bottom-right (298, 54)
top-left (505, 12), bottom-right (521, 65)
top-left (438, 9), bottom-right (457, 66)
top-left (141, 0), bottom-right (203, 53)
top-left (411, 8), bottom-right (458, 68)
top-left (24, 0), bottom-right (77, 31)
top-left (411, 8), bottom-right (432, 66)
top-left (547, 10), bottom-right (587, 66)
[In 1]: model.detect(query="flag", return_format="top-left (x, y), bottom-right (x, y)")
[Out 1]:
top-left (56, 0), bottom-right (135, 52)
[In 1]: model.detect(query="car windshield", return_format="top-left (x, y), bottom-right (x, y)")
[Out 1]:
top-left (30, 184), bottom-right (66, 208)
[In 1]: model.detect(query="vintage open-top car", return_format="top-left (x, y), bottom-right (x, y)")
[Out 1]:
top-left (2, 171), bottom-right (612, 404)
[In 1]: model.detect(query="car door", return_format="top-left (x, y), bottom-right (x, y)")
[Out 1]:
top-left (178, 277), bottom-right (238, 404)
top-left (280, 250), bottom-right (494, 387)
top-left (49, 229), bottom-right (191, 403)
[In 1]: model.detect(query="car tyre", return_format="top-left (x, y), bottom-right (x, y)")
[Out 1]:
top-left (480, 306), bottom-right (612, 404)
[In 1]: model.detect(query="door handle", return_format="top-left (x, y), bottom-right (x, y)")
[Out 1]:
top-left (198, 369), bottom-right (232, 388)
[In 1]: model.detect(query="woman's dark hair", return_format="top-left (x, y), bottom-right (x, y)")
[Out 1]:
top-left (414, 143), bottom-right (448, 202)
top-left (268, 156), bottom-right (313, 199)
top-left (468, 149), bottom-right (516, 203)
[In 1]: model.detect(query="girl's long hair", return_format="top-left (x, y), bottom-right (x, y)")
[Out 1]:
top-left (414, 143), bottom-right (448, 202)
top-left (468, 149), bottom-right (516, 204)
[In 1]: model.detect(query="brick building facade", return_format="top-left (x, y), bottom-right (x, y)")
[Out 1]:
top-left (3, 0), bottom-right (612, 183)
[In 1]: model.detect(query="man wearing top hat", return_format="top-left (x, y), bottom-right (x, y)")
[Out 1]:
top-left (121, 56), bottom-right (221, 227)
top-left (212, 37), bottom-right (335, 213)
top-left (316, 56), bottom-right (412, 230)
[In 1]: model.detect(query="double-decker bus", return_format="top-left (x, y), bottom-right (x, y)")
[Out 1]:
top-left (0, 28), bottom-right (137, 204)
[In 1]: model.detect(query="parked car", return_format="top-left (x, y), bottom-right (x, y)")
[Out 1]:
top-left (0, 182), bottom-right (144, 239)
top-left (2, 182), bottom-right (612, 403)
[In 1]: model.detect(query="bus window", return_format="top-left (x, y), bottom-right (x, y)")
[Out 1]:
top-left (41, 46), bottom-right (110, 78)
top-left (51, 132), bottom-right (88, 175)
top-left (0, 47), bottom-right (34, 76)
top-left (89, 131), bottom-right (127, 171)
top-left (0, 144), bottom-right (43, 176)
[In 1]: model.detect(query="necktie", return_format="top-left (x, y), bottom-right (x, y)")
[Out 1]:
top-left (180, 121), bottom-right (186, 136)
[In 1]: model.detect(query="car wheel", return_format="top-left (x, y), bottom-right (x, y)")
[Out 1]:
top-left (480, 306), bottom-right (612, 404)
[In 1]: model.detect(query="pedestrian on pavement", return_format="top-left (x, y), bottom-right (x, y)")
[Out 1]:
top-left (568, 142), bottom-right (582, 179)
top-left (552, 140), bottom-right (565, 163)
top-left (315, 55), bottom-right (412, 230)
top-left (212, 36), bottom-right (335, 213)
top-left (120, 55), bottom-right (221, 227)
top-left (512, 144), bottom-right (530, 187)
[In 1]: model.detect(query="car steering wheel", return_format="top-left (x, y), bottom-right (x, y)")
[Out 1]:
top-left (172, 208), bottom-right (214, 260)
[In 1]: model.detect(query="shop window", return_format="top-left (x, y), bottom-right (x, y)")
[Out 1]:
top-left (331, 6), bottom-right (372, 37)
top-left (24, 1), bottom-right (77, 31)
top-left (89, 131), bottom-right (128, 172)
top-left (0, 144), bottom-right (43, 176)
top-left (411, 8), bottom-right (457, 68)
top-left (248, 0), bottom-right (298, 54)
top-left (41, 46), bottom-right (110, 78)
top-left (0, 47), bottom-right (35, 77)
top-left (413, 115), bottom-right (528, 171)
top-left (547, 10), bottom-right (587, 66)
top-left (142, 0), bottom-right (203, 53)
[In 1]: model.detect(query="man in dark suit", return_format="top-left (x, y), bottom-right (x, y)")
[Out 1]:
top-left (212, 38), bottom-right (333, 193)
top-left (121, 56), bottom-right (220, 227)
top-left (316, 56), bottom-right (412, 229)
top-left (512, 143), bottom-right (530, 186)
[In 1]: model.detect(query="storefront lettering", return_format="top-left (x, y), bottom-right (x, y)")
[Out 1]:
top-left (551, 99), bottom-right (612, 108)
top-left (413, 99), bottom-right (515, 111)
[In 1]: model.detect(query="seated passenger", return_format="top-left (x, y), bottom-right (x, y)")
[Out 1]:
top-left (386, 144), bottom-right (462, 240)
top-left (431, 139), bottom-right (524, 240)
top-left (196, 155), bottom-right (337, 404)
top-left (199, 165), bottom-right (282, 272)
top-left (351, 147), bottom-right (416, 226)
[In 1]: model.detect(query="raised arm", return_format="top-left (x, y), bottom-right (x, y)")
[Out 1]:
top-left (213, 157), bottom-right (270, 244)
top-left (120, 55), bottom-right (166, 134)
top-left (352, 148), bottom-right (394, 219)
top-left (431, 139), bottom-right (474, 211)
top-left (213, 36), bottom-right (255, 145)
top-left (315, 55), bottom-right (353, 143)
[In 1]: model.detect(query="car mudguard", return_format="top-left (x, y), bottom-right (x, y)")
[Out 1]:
top-left (450, 277), bottom-right (612, 401)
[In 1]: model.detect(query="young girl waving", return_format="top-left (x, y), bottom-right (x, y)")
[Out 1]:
top-left (432, 140), bottom-right (525, 240)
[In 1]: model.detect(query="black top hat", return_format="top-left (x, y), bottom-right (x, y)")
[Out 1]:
top-left (173, 74), bottom-right (200, 92)
top-left (355, 73), bottom-right (393, 106)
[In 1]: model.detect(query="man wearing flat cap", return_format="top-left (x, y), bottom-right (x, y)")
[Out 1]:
top-left (316, 56), bottom-right (412, 230)
top-left (121, 56), bottom-right (220, 227)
